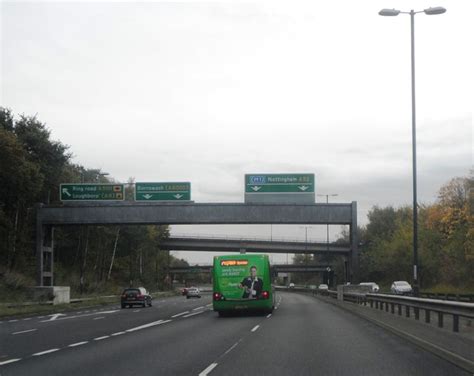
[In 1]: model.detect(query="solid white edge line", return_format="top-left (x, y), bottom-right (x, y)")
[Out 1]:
top-left (12, 328), bottom-right (37, 335)
top-left (183, 311), bottom-right (205, 318)
top-left (0, 358), bottom-right (21, 366)
top-left (111, 332), bottom-right (126, 336)
top-left (94, 335), bottom-right (109, 341)
top-left (171, 311), bottom-right (189, 318)
top-left (32, 348), bottom-right (60, 356)
top-left (199, 362), bottom-right (218, 376)
top-left (251, 325), bottom-right (260, 332)
top-left (193, 306), bottom-right (205, 311)
top-left (266, 313), bottom-right (272, 318)
top-left (68, 341), bottom-right (88, 347)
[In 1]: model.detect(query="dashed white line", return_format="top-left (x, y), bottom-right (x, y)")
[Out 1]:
top-left (199, 362), bottom-right (218, 376)
top-left (0, 358), bottom-right (21, 366)
top-left (8, 319), bottom-right (18, 322)
top-left (183, 311), bottom-right (205, 318)
top-left (171, 311), bottom-right (189, 318)
top-left (94, 335), bottom-right (109, 341)
top-left (32, 348), bottom-right (60, 356)
top-left (193, 306), bottom-right (205, 311)
top-left (251, 325), bottom-right (260, 332)
top-left (206, 303), bottom-right (213, 307)
top-left (266, 313), bottom-right (272, 318)
top-left (111, 331), bottom-right (126, 336)
top-left (224, 341), bottom-right (240, 355)
top-left (133, 310), bottom-right (140, 313)
top-left (12, 328), bottom-right (37, 335)
top-left (22, 318), bottom-right (32, 321)
top-left (93, 317), bottom-right (105, 320)
top-left (68, 341), bottom-right (88, 347)
top-left (37, 316), bottom-right (45, 319)
top-left (126, 319), bottom-right (171, 332)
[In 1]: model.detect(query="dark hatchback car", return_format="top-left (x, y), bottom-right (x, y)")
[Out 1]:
top-left (121, 287), bottom-right (152, 308)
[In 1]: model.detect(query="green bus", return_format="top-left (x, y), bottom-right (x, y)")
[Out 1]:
top-left (212, 254), bottom-right (275, 316)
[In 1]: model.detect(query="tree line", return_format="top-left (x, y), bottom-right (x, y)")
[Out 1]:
top-left (0, 108), bottom-right (195, 295)
top-left (292, 175), bottom-right (473, 291)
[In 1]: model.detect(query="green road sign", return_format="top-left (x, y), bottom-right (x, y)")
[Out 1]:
top-left (60, 184), bottom-right (124, 201)
top-left (245, 174), bottom-right (315, 194)
top-left (135, 182), bottom-right (191, 201)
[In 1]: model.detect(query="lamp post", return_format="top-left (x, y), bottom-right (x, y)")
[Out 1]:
top-left (379, 6), bottom-right (446, 297)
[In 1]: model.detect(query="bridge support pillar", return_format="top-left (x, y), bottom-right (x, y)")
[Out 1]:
top-left (349, 201), bottom-right (359, 283)
top-left (36, 215), bottom-right (54, 287)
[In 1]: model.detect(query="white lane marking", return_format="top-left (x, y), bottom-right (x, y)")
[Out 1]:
top-left (251, 325), bottom-right (260, 332)
top-left (126, 319), bottom-right (171, 333)
top-left (68, 341), bottom-right (88, 347)
top-left (0, 358), bottom-right (21, 366)
top-left (94, 335), bottom-right (109, 341)
top-left (111, 331), bottom-right (126, 336)
top-left (93, 317), bottom-right (105, 320)
top-left (8, 319), bottom-right (18, 322)
top-left (171, 311), bottom-right (189, 318)
top-left (183, 311), bottom-right (205, 318)
top-left (22, 318), bottom-right (32, 321)
top-left (12, 328), bottom-right (37, 335)
top-left (206, 303), bottom-right (213, 307)
top-left (37, 316), bottom-right (45, 319)
top-left (266, 313), bottom-right (272, 318)
top-left (133, 310), bottom-right (140, 313)
top-left (193, 306), bottom-right (205, 311)
top-left (224, 341), bottom-right (240, 355)
top-left (199, 362), bottom-right (218, 376)
top-left (32, 348), bottom-right (60, 356)
top-left (42, 313), bottom-right (66, 322)
top-left (40, 310), bottom-right (119, 322)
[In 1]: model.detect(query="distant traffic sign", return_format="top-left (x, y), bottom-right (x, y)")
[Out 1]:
top-left (245, 174), bottom-right (315, 204)
top-left (245, 174), bottom-right (314, 193)
top-left (60, 184), bottom-right (124, 201)
top-left (135, 182), bottom-right (191, 201)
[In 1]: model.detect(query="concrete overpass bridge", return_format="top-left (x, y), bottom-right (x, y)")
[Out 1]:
top-left (169, 264), bottom-right (332, 274)
top-left (161, 235), bottom-right (350, 255)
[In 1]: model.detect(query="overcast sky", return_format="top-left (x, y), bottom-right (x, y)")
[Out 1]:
top-left (1, 0), bottom-right (472, 264)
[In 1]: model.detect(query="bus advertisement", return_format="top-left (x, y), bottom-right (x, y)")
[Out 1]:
top-left (212, 254), bottom-right (275, 316)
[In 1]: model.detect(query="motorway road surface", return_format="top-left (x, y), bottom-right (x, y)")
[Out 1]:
top-left (0, 292), bottom-right (469, 375)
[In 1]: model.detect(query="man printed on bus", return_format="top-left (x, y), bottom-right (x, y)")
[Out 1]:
top-left (239, 266), bottom-right (263, 299)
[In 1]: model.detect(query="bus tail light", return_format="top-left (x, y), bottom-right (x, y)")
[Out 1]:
top-left (261, 291), bottom-right (270, 299)
top-left (213, 292), bottom-right (222, 301)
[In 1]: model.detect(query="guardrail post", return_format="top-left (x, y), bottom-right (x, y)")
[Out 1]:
top-left (438, 312), bottom-right (443, 328)
top-left (425, 309), bottom-right (430, 323)
top-left (391, 303), bottom-right (395, 314)
top-left (398, 304), bottom-right (402, 315)
top-left (414, 307), bottom-right (419, 320)
top-left (405, 305), bottom-right (410, 318)
top-left (375, 301), bottom-right (379, 309)
top-left (453, 315), bottom-right (459, 332)
top-left (385, 302), bottom-right (389, 312)
top-left (370, 300), bottom-right (373, 308)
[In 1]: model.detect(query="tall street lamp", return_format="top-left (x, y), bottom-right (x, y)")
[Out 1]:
top-left (379, 6), bottom-right (446, 296)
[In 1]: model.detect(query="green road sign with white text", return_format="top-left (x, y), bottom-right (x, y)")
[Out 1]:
top-left (245, 174), bottom-right (315, 194)
top-left (60, 184), bottom-right (125, 201)
top-left (135, 182), bottom-right (191, 201)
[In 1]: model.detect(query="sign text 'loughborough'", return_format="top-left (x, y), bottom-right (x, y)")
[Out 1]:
top-left (60, 184), bottom-right (125, 201)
